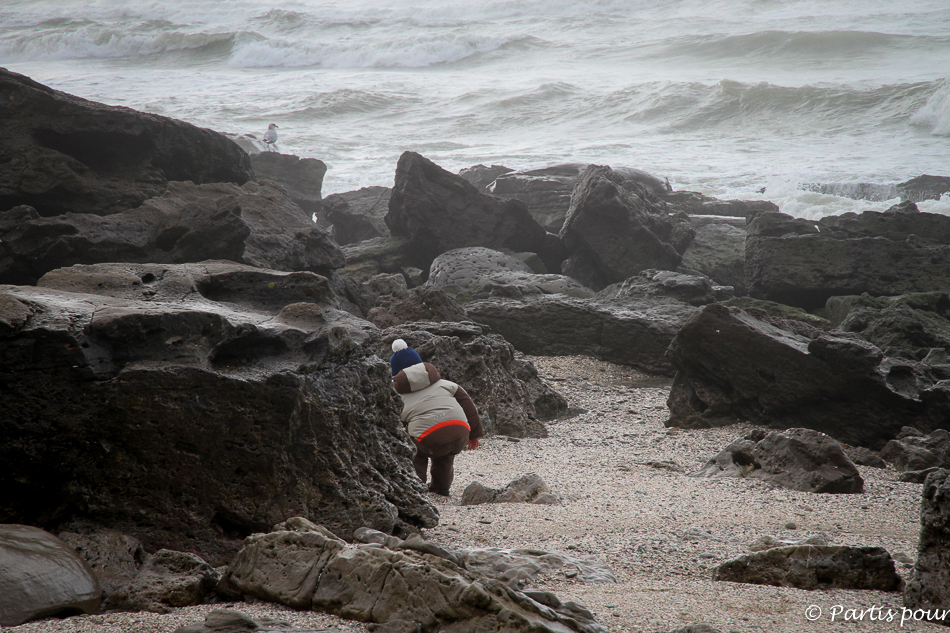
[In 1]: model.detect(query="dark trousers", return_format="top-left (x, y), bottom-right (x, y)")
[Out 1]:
top-left (412, 430), bottom-right (469, 492)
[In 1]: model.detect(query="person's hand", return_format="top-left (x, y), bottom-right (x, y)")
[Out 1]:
top-left (467, 438), bottom-right (480, 450)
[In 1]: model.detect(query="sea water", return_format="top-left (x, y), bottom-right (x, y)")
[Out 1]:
top-left (2, 0), bottom-right (949, 219)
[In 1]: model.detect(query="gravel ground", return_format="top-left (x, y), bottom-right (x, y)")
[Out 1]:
top-left (5, 355), bottom-right (942, 633)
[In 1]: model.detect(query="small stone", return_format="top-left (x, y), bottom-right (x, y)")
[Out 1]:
top-left (477, 520), bottom-right (492, 524)
top-left (785, 522), bottom-right (798, 530)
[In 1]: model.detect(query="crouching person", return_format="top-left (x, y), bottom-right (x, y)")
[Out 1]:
top-left (390, 339), bottom-right (483, 496)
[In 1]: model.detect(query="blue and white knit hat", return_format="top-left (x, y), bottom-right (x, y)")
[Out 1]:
top-left (390, 339), bottom-right (423, 377)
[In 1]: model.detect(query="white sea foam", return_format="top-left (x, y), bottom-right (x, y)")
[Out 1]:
top-left (227, 33), bottom-right (516, 68)
top-left (2, 0), bottom-right (948, 211)
top-left (911, 80), bottom-right (950, 136)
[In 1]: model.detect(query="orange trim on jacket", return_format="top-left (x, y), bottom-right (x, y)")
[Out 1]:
top-left (417, 419), bottom-right (470, 441)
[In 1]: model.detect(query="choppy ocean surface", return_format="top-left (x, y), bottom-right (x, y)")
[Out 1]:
top-left (2, 0), bottom-right (949, 219)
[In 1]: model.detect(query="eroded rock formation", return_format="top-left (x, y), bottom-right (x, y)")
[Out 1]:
top-left (0, 262), bottom-right (436, 564)
top-left (0, 68), bottom-right (251, 217)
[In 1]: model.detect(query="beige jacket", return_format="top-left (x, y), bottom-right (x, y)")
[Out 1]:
top-left (394, 362), bottom-right (483, 441)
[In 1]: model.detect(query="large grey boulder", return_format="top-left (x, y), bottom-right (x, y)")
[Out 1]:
top-left (746, 207), bottom-right (950, 310)
top-left (222, 521), bottom-right (608, 633)
top-left (0, 180), bottom-right (344, 285)
top-left (338, 236), bottom-right (416, 283)
top-left (367, 286), bottom-right (468, 329)
top-left (904, 469), bottom-right (950, 625)
top-left (898, 175), bottom-right (950, 202)
top-left (385, 152), bottom-right (561, 274)
top-left (249, 153), bottom-right (327, 220)
top-left (835, 295), bottom-right (950, 362)
top-left (105, 549), bottom-right (218, 613)
top-left (680, 222), bottom-right (747, 294)
top-left (0, 525), bottom-right (101, 626)
top-left (460, 473), bottom-right (562, 506)
top-left (559, 165), bottom-right (694, 291)
top-left (466, 271), bottom-right (708, 375)
top-left (484, 163), bottom-right (673, 234)
top-left (378, 321), bottom-right (567, 437)
top-left (58, 529), bottom-right (146, 598)
top-left (323, 186), bottom-right (392, 245)
top-left (0, 68), bottom-right (251, 218)
top-left (713, 545), bottom-right (904, 591)
top-left (665, 303), bottom-right (950, 449)
top-left (458, 164), bottom-right (515, 193)
top-left (692, 428), bottom-right (864, 494)
top-left (0, 262), bottom-right (436, 565)
top-left (427, 247), bottom-right (593, 303)
top-left (880, 429), bottom-right (950, 472)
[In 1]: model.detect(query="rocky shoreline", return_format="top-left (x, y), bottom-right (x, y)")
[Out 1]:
top-left (4, 355), bottom-right (937, 633)
top-left (4, 67), bottom-right (950, 632)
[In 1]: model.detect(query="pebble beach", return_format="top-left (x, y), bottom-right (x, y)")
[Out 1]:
top-left (5, 355), bottom-right (941, 633)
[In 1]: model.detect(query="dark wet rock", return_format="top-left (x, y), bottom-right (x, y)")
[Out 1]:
top-left (105, 549), bottom-right (218, 613)
top-left (484, 164), bottom-right (672, 234)
top-left (466, 271), bottom-right (707, 375)
top-left (174, 608), bottom-right (344, 633)
top-left (904, 469), bottom-right (950, 624)
top-left (343, 273), bottom-right (409, 318)
top-left (367, 286), bottom-right (467, 329)
top-left (665, 303), bottom-right (950, 449)
top-left (0, 524), bottom-right (101, 626)
top-left (249, 153), bottom-right (327, 220)
top-left (378, 321), bottom-right (567, 437)
top-left (429, 247), bottom-right (532, 286)
top-left (323, 186), bottom-right (392, 245)
top-left (662, 191), bottom-right (778, 218)
top-left (844, 446), bottom-right (887, 469)
top-left (900, 467), bottom-right (945, 484)
top-left (680, 222), bottom-right (747, 294)
top-left (834, 295), bottom-right (950, 362)
top-left (460, 473), bottom-right (561, 506)
top-left (746, 210), bottom-right (950, 311)
top-left (467, 295), bottom-right (693, 375)
top-left (0, 261), bottom-right (437, 565)
top-left (386, 151), bottom-right (561, 273)
top-left (223, 521), bottom-right (608, 633)
top-left (898, 175), bottom-right (950, 203)
top-left (880, 429), bottom-right (950, 472)
top-left (559, 165), bottom-right (694, 291)
top-left (692, 428), bottom-right (864, 494)
top-left (58, 529), bottom-right (147, 598)
top-left (458, 164), bottom-right (514, 193)
top-left (338, 236), bottom-right (415, 283)
top-left (824, 292), bottom-right (950, 329)
top-left (713, 545), bottom-right (903, 591)
top-left (720, 297), bottom-right (832, 330)
top-left (0, 180), bottom-right (344, 285)
top-left (0, 68), bottom-right (251, 218)
top-left (428, 246), bottom-right (593, 303)
top-left (598, 269), bottom-right (730, 307)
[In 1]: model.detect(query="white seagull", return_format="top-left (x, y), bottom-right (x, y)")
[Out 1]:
top-left (263, 123), bottom-right (279, 150)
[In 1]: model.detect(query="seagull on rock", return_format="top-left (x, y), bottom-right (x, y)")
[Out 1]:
top-left (263, 123), bottom-right (278, 151)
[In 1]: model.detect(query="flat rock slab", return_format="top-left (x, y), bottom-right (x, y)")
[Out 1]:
top-left (0, 524), bottom-right (101, 626)
top-left (713, 545), bottom-right (904, 591)
top-left (223, 520), bottom-right (608, 633)
top-left (174, 608), bottom-right (345, 633)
